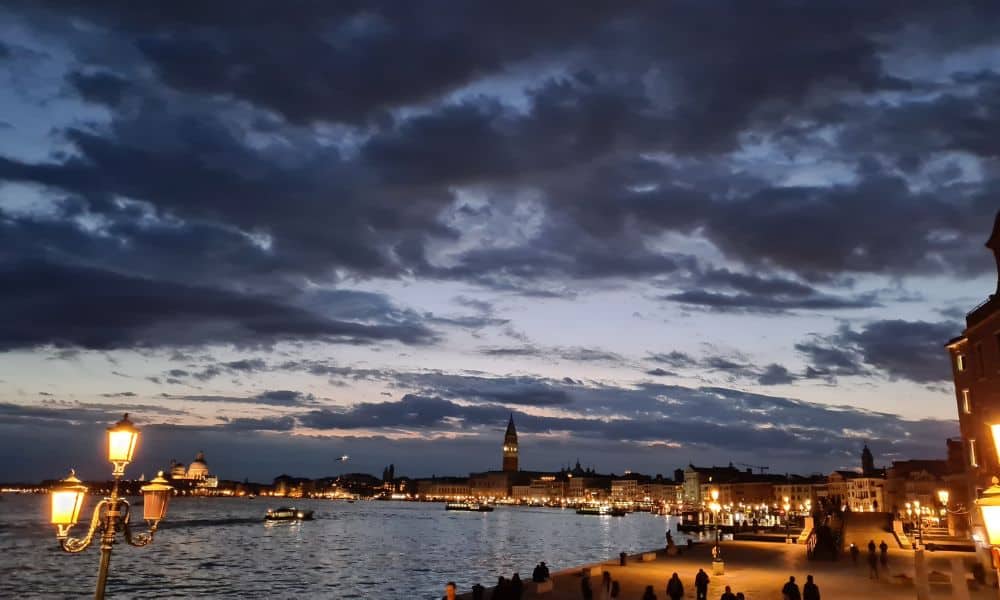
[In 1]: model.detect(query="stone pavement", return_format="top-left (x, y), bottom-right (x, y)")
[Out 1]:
top-left (464, 541), bottom-right (994, 599)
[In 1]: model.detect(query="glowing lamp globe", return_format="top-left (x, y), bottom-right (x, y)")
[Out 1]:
top-left (710, 488), bottom-right (719, 502)
top-left (938, 489), bottom-right (949, 506)
top-left (978, 478), bottom-right (1000, 546)
top-left (51, 470), bottom-right (87, 538)
top-left (140, 471), bottom-right (173, 526)
top-left (107, 414), bottom-right (139, 475)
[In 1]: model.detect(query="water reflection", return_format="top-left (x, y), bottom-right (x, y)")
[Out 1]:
top-left (1, 495), bottom-right (688, 598)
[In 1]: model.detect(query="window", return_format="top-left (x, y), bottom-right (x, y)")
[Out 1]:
top-left (962, 389), bottom-right (972, 414)
top-left (970, 439), bottom-right (979, 468)
top-left (957, 354), bottom-right (966, 372)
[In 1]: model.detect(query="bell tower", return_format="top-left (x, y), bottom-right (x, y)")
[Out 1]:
top-left (502, 414), bottom-right (518, 472)
top-left (861, 443), bottom-right (875, 476)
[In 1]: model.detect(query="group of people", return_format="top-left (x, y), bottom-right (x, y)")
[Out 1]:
top-left (848, 539), bottom-right (890, 579)
top-left (781, 575), bottom-right (821, 600)
top-left (531, 562), bottom-right (551, 583)
top-left (631, 571), bottom-right (821, 600)
top-left (489, 573), bottom-right (524, 599)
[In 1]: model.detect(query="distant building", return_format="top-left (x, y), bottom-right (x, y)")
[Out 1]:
top-left (947, 210), bottom-right (1000, 535)
top-left (503, 414), bottom-right (519, 472)
top-left (825, 445), bottom-right (887, 512)
top-left (168, 451), bottom-right (218, 489)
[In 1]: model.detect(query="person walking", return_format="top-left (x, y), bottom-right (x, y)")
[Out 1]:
top-left (694, 568), bottom-right (710, 600)
top-left (849, 543), bottom-right (859, 564)
top-left (867, 543), bottom-right (879, 580)
top-left (581, 570), bottom-right (593, 600)
top-left (666, 572), bottom-right (684, 600)
top-left (598, 571), bottom-right (611, 600)
top-left (496, 577), bottom-right (509, 600)
top-left (720, 585), bottom-right (737, 600)
top-left (803, 575), bottom-right (820, 600)
top-left (642, 585), bottom-right (658, 600)
top-left (609, 581), bottom-right (620, 600)
top-left (510, 573), bottom-right (523, 600)
top-left (781, 575), bottom-right (801, 600)
top-left (879, 540), bottom-right (889, 569)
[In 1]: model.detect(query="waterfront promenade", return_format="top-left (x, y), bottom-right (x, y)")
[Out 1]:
top-left (460, 541), bottom-right (991, 599)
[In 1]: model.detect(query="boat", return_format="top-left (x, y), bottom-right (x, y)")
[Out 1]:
top-left (576, 505), bottom-right (611, 516)
top-left (610, 507), bottom-right (628, 517)
top-left (265, 507), bottom-right (314, 521)
top-left (445, 502), bottom-right (494, 512)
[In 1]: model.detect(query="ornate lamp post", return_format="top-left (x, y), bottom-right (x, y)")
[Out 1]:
top-left (783, 496), bottom-right (791, 543)
top-left (50, 414), bottom-right (173, 600)
top-left (914, 500), bottom-right (923, 548)
top-left (708, 488), bottom-right (724, 574)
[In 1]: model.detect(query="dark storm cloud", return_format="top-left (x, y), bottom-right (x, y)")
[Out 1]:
top-left (798, 319), bottom-right (960, 383)
top-left (1, 0), bottom-right (993, 306)
top-left (647, 352), bottom-right (697, 369)
top-left (166, 390), bottom-right (318, 407)
top-left (663, 290), bottom-right (879, 313)
top-left (0, 261), bottom-right (437, 350)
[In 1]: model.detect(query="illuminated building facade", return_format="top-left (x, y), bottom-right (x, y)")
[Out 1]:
top-left (947, 211), bottom-right (1000, 534)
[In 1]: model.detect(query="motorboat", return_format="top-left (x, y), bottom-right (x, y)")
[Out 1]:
top-left (576, 505), bottom-right (611, 516)
top-left (265, 507), bottom-right (314, 521)
top-left (445, 502), bottom-right (494, 512)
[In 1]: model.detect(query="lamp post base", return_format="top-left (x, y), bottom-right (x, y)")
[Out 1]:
top-left (712, 560), bottom-right (725, 575)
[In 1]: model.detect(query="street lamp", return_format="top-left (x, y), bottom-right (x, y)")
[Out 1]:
top-left (783, 496), bottom-right (791, 543)
top-left (709, 488), bottom-right (722, 562)
top-left (914, 500), bottom-right (923, 548)
top-left (50, 414), bottom-right (172, 600)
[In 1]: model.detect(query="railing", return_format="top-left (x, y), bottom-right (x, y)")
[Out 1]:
top-left (967, 295), bottom-right (999, 327)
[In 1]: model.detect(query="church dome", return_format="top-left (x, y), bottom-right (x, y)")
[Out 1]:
top-left (186, 451), bottom-right (209, 479)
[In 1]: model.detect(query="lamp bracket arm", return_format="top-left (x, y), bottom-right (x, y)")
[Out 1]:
top-left (120, 500), bottom-right (155, 547)
top-left (60, 500), bottom-right (108, 553)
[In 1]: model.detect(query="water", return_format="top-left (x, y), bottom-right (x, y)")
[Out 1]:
top-left (0, 495), bottom-right (690, 598)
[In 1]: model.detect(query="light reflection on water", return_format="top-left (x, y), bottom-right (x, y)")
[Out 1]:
top-left (0, 496), bottom-right (692, 598)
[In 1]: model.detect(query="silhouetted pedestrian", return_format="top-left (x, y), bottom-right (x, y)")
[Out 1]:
top-left (849, 543), bottom-right (859, 564)
top-left (867, 546), bottom-right (878, 580)
top-left (472, 583), bottom-right (485, 600)
top-left (666, 572), bottom-right (685, 600)
top-left (610, 581), bottom-right (620, 600)
top-left (532, 564), bottom-right (546, 583)
top-left (581, 570), bottom-right (593, 600)
top-left (642, 585), bottom-right (658, 600)
top-left (803, 574), bottom-right (820, 600)
top-left (695, 568), bottom-right (710, 600)
top-left (736, 594), bottom-right (745, 600)
top-left (541, 562), bottom-right (550, 580)
top-left (781, 575), bottom-right (801, 600)
top-left (600, 571), bottom-right (612, 600)
top-left (879, 540), bottom-right (889, 568)
top-left (720, 585), bottom-right (736, 600)
top-left (510, 573), bottom-right (523, 600)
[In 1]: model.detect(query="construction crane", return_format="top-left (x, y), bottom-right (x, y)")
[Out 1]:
top-left (737, 462), bottom-right (770, 474)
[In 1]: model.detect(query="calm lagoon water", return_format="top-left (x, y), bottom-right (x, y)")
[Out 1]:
top-left (0, 495), bottom-right (691, 598)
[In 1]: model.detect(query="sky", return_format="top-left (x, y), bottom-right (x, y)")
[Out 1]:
top-left (1, 1), bottom-right (999, 483)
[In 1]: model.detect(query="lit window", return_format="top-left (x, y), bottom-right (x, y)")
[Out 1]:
top-left (970, 439), bottom-right (979, 468)
top-left (957, 354), bottom-right (966, 372)
top-left (963, 389), bottom-right (972, 414)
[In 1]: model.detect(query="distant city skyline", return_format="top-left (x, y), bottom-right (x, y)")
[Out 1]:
top-left (2, 3), bottom-right (999, 481)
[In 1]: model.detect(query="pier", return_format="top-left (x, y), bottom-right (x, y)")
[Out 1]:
top-left (457, 541), bottom-right (990, 599)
